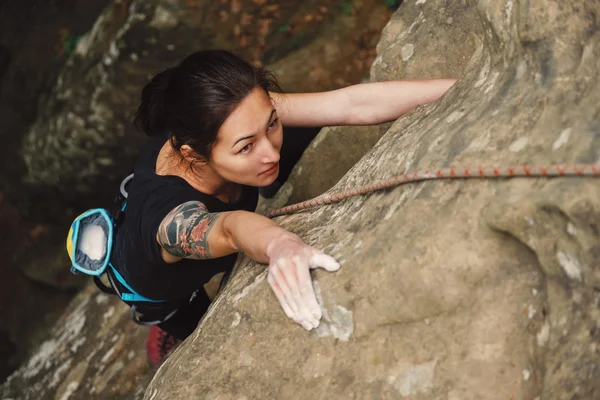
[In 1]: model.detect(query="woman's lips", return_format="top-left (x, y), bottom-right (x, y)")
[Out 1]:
top-left (260, 163), bottom-right (279, 176)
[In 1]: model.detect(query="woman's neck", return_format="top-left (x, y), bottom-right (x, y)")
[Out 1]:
top-left (156, 141), bottom-right (240, 203)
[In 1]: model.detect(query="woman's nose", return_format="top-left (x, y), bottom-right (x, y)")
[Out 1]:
top-left (261, 139), bottom-right (280, 164)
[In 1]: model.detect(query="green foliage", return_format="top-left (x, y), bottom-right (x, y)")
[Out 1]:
top-left (385, 0), bottom-right (402, 8)
top-left (63, 35), bottom-right (83, 57)
top-left (340, 1), bottom-right (353, 16)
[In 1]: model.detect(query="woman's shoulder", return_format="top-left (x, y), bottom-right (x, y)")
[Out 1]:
top-left (128, 173), bottom-right (195, 216)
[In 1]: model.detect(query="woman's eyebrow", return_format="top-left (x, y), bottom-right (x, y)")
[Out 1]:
top-left (231, 109), bottom-right (276, 148)
top-left (232, 135), bottom-right (254, 148)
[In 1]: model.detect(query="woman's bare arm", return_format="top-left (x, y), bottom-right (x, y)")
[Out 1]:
top-left (156, 201), bottom-right (340, 331)
top-left (156, 200), bottom-right (279, 263)
top-left (270, 79), bottom-right (457, 127)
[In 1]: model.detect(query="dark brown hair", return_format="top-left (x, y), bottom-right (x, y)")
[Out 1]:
top-left (133, 49), bottom-right (281, 161)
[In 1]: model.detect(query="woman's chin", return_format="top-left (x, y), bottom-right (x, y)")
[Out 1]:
top-left (260, 171), bottom-right (279, 186)
top-left (238, 170), bottom-right (279, 188)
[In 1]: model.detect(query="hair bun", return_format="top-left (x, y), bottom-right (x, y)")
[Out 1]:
top-left (133, 67), bottom-right (174, 136)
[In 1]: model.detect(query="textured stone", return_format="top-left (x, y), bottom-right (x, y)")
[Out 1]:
top-left (148, 0), bottom-right (600, 399)
top-left (1, 0), bottom-right (394, 395)
top-left (6, 0), bottom-right (600, 398)
top-left (0, 0), bottom-right (109, 208)
top-left (1, 284), bottom-right (151, 400)
top-left (259, 0), bottom-right (482, 210)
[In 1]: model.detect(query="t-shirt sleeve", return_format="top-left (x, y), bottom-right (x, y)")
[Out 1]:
top-left (138, 182), bottom-right (201, 266)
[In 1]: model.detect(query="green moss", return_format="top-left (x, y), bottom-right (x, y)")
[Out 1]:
top-left (384, 0), bottom-right (402, 8)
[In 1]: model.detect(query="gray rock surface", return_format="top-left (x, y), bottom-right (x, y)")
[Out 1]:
top-left (0, 0), bottom-right (108, 211)
top-left (260, 0), bottom-right (483, 210)
top-left (0, 0), bottom-right (393, 397)
top-left (1, 284), bottom-right (151, 400)
top-left (147, 0), bottom-right (600, 399)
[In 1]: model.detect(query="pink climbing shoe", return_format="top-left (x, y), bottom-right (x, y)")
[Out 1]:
top-left (146, 325), bottom-right (181, 368)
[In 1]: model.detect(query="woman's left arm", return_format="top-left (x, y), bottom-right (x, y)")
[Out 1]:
top-left (271, 79), bottom-right (457, 127)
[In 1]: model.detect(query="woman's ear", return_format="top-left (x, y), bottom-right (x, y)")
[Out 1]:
top-left (180, 144), bottom-right (207, 164)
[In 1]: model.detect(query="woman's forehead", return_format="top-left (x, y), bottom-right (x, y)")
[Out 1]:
top-left (218, 88), bottom-right (275, 141)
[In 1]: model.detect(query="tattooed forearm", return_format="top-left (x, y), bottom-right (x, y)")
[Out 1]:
top-left (157, 201), bottom-right (221, 259)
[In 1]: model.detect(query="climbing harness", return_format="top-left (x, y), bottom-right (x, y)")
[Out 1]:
top-left (66, 173), bottom-right (189, 326)
top-left (266, 164), bottom-right (600, 218)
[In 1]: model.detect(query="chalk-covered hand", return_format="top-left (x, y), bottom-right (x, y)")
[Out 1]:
top-left (265, 234), bottom-right (340, 331)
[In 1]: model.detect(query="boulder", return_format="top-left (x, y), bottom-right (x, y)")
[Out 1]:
top-left (0, 191), bottom-right (81, 385)
top-left (0, 0), bottom-right (394, 395)
top-left (259, 0), bottom-right (483, 210)
top-left (0, 0), bottom-right (109, 210)
top-left (147, 0), bottom-right (600, 399)
top-left (0, 4), bottom-right (126, 380)
top-left (1, 284), bottom-right (151, 400)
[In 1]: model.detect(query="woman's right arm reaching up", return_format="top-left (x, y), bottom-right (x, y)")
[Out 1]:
top-left (157, 201), bottom-right (340, 331)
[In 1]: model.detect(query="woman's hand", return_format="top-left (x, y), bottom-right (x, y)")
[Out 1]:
top-left (266, 233), bottom-right (340, 330)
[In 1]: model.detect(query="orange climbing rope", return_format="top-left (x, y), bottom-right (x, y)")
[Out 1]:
top-left (266, 164), bottom-right (600, 218)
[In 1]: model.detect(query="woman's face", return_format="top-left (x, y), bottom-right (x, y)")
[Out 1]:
top-left (209, 87), bottom-right (283, 187)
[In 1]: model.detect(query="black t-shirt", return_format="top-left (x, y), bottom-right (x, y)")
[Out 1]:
top-left (111, 134), bottom-right (258, 304)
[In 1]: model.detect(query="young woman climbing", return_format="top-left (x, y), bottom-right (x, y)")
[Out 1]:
top-left (110, 49), bottom-right (456, 367)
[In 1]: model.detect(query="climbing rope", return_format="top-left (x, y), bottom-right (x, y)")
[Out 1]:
top-left (266, 164), bottom-right (600, 218)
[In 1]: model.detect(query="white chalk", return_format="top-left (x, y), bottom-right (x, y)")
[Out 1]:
top-left (79, 224), bottom-right (107, 261)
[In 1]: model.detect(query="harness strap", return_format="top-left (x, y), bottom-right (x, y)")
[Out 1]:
top-left (130, 305), bottom-right (180, 326)
top-left (105, 265), bottom-right (181, 326)
top-left (108, 263), bottom-right (164, 303)
top-left (93, 276), bottom-right (117, 295)
top-left (93, 276), bottom-right (117, 296)
top-left (105, 267), bottom-right (125, 300)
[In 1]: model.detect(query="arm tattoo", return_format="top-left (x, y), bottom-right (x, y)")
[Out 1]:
top-left (157, 201), bottom-right (221, 259)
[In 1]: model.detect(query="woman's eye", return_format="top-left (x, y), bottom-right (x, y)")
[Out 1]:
top-left (238, 143), bottom-right (253, 154)
top-left (269, 118), bottom-right (279, 130)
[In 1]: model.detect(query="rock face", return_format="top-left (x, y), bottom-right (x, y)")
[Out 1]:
top-left (1, 284), bottom-right (151, 400)
top-left (0, 0), bottom-right (394, 396)
top-left (0, 0), bottom-right (109, 207)
top-left (259, 0), bottom-right (483, 210)
top-left (0, 196), bottom-right (76, 383)
top-left (0, 1), bottom-right (113, 382)
top-left (146, 0), bottom-right (600, 399)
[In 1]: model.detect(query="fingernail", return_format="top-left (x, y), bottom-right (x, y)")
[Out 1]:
top-left (311, 254), bottom-right (341, 271)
